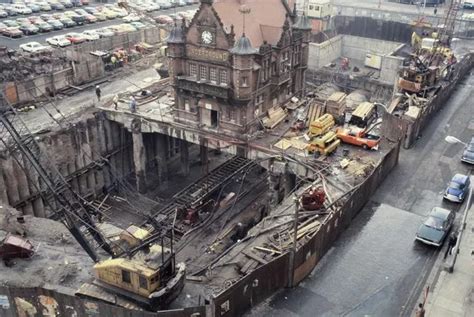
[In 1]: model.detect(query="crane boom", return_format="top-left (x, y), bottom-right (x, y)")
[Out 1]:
top-left (0, 94), bottom-right (114, 262)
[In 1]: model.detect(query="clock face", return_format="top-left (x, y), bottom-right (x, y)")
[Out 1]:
top-left (201, 30), bottom-right (213, 44)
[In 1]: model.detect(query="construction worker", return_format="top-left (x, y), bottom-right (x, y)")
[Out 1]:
top-left (129, 96), bottom-right (137, 113)
top-left (95, 85), bottom-right (101, 102)
top-left (113, 94), bottom-right (119, 110)
top-left (415, 303), bottom-right (425, 317)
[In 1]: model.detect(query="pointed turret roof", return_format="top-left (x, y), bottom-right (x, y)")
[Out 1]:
top-left (230, 33), bottom-right (258, 55)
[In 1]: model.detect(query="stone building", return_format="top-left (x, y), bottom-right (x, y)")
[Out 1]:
top-left (167, 0), bottom-right (311, 137)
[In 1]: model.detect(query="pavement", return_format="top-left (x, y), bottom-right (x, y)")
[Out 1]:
top-left (423, 186), bottom-right (474, 317)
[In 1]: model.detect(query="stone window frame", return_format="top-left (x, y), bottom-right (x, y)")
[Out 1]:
top-left (219, 69), bottom-right (228, 86)
top-left (190, 63), bottom-right (197, 78)
top-left (199, 65), bottom-right (207, 81)
top-left (209, 67), bottom-right (217, 84)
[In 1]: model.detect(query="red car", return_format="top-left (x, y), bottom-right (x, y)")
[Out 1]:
top-left (64, 32), bottom-right (86, 44)
top-left (2, 27), bottom-right (23, 38)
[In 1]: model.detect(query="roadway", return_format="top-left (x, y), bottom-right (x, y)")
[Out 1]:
top-left (0, 4), bottom-right (198, 49)
top-left (247, 66), bottom-right (474, 315)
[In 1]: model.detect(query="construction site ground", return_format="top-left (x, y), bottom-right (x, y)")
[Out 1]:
top-left (0, 204), bottom-right (94, 295)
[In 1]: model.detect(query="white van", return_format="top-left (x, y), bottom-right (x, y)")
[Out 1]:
top-left (12, 4), bottom-right (33, 15)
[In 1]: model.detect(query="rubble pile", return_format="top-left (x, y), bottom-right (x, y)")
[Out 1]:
top-left (0, 47), bottom-right (70, 82)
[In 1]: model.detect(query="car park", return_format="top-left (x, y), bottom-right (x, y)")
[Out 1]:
top-left (19, 22), bottom-right (40, 35)
top-left (47, 19), bottom-right (64, 30)
top-left (2, 26), bottom-right (23, 38)
top-left (19, 41), bottom-right (52, 52)
top-left (64, 32), bottom-right (86, 43)
top-left (415, 207), bottom-right (455, 247)
top-left (95, 27), bottom-right (114, 37)
top-left (81, 29), bottom-right (100, 41)
top-left (46, 35), bottom-right (71, 46)
top-left (34, 20), bottom-right (53, 32)
top-left (443, 174), bottom-right (470, 203)
top-left (461, 137), bottom-right (474, 164)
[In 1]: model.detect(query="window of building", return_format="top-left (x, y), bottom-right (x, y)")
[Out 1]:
top-left (256, 93), bottom-right (264, 105)
top-left (315, 5), bottom-right (320, 11)
top-left (210, 68), bottom-right (217, 83)
top-left (122, 270), bottom-right (131, 284)
top-left (309, 5), bottom-right (313, 10)
top-left (200, 65), bottom-right (207, 81)
top-left (190, 63), bottom-right (197, 78)
top-left (241, 76), bottom-right (248, 87)
top-left (139, 275), bottom-right (148, 289)
top-left (219, 70), bottom-right (227, 85)
top-left (184, 98), bottom-right (190, 112)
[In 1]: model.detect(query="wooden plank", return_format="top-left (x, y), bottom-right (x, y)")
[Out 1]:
top-left (253, 246), bottom-right (282, 255)
top-left (242, 249), bottom-right (268, 265)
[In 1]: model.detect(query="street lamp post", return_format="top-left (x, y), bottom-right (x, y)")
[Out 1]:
top-left (445, 135), bottom-right (467, 146)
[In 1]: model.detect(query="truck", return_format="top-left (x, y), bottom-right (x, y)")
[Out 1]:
top-left (307, 131), bottom-right (340, 156)
top-left (308, 113), bottom-right (335, 137)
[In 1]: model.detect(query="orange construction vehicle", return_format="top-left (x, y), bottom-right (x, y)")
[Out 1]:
top-left (336, 126), bottom-right (380, 150)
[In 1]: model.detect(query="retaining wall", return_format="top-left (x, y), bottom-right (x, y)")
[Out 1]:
top-left (0, 113), bottom-right (134, 217)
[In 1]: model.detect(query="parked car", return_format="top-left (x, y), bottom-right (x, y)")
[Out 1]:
top-left (415, 207), bottom-right (455, 247)
top-left (3, 20), bottom-right (20, 28)
top-left (444, 174), bottom-right (470, 203)
top-left (130, 21), bottom-right (147, 29)
top-left (123, 14), bottom-right (141, 23)
top-left (0, 9), bottom-right (8, 18)
top-left (2, 26), bottom-right (23, 38)
top-left (64, 32), bottom-right (86, 43)
top-left (36, 2), bottom-right (52, 11)
top-left (40, 13), bottom-right (54, 21)
top-left (19, 22), bottom-right (40, 35)
top-left (59, 17), bottom-right (76, 27)
top-left (64, 10), bottom-right (86, 24)
top-left (155, 0), bottom-right (172, 9)
top-left (95, 27), bottom-right (115, 37)
top-left (461, 137), bottom-right (474, 164)
top-left (101, 8), bottom-right (118, 19)
top-left (155, 15), bottom-right (173, 25)
top-left (48, 1), bottom-right (65, 11)
top-left (93, 11), bottom-right (107, 21)
top-left (28, 3), bottom-right (41, 12)
top-left (0, 22), bottom-right (7, 33)
top-left (16, 17), bottom-right (31, 25)
top-left (46, 35), bottom-right (71, 47)
top-left (83, 6), bottom-right (96, 14)
top-left (81, 0), bottom-right (89, 5)
top-left (59, 0), bottom-right (74, 8)
top-left (34, 20), bottom-right (53, 32)
top-left (118, 23), bottom-right (137, 33)
top-left (81, 29), bottom-right (100, 41)
top-left (1, 5), bottom-right (18, 16)
top-left (19, 41), bottom-right (52, 53)
top-left (47, 19), bottom-right (64, 30)
top-left (12, 4), bottom-right (33, 15)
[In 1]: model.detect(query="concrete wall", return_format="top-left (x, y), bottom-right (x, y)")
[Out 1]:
top-left (308, 35), bottom-right (404, 85)
top-left (308, 35), bottom-right (343, 69)
top-left (341, 35), bottom-right (401, 61)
